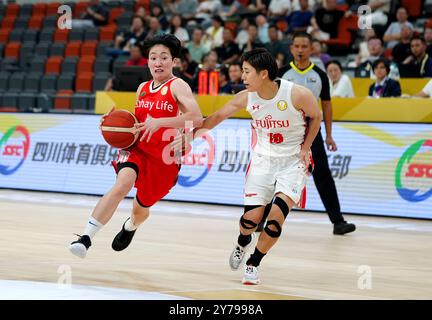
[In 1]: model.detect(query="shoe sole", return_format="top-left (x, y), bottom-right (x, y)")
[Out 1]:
top-left (229, 232), bottom-right (257, 271)
top-left (242, 278), bottom-right (260, 285)
top-left (333, 225), bottom-right (356, 235)
top-left (69, 243), bottom-right (87, 259)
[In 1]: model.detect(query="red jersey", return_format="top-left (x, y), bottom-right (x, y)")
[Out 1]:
top-left (134, 77), bottom-right (179, 160)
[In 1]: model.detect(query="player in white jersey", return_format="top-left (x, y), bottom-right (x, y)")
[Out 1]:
top-left (172, 48), bottom-right (322, 285)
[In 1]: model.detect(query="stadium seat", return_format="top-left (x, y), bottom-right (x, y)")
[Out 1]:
top-left (23, 29), bottom-right (39, 42)
top-left (71, 92), bottom-right (90, 111)
top-left (30, 56), bottom-right (46, 73)
top-left (5, 3), bottom-right (20, 17)
top-left (0, 72), bottom-right (11, 92)
top-left (401, 0), bottom-right (422, 17)
top-left (323, 15), bottom-right (358, 54)
top-left (9, 28), bottom-right (25, 42)
top-left (61, 57), bottom-right (78, 73)
top-left (54, 89), bottom-right (74, 110)
top-left (49, 42), bottom-right (65, 56)
top-left (19, 41), bottom-right (36, 69)
top-left (43, 15), bottom-right (58, 28)
top-left (69, 28), bottom-right (84, 42)
top-left (40, 73), bottom-right (58, 94)
top-left (8, 72), bottom-right (25, 92)
top-left (57, 73), bottom-right (75, 90)
top-left (78, 56), bottom-right (95, 73)
top-left (19, 92), bottom-right (38, 112)
top-left (99, 26), bottom-right (116, 42)
top-left (96, 41), bottom-right (114, 56)
top-left (121, 0), bottom-right (136, 12)
top-left (0, 28), bottom-right (11, 43)
top-left (32, 3), bottom-right (47, 16)
top-left (46, 2), bottom-right (61, 16)
top-left (39, 27), bottom-right (55, 42)
top-left (84, 28), bottom-right (99, 41)
top-left (0, 58), bottom-right (18, 72)
top-left (45, 56), bottom-right (63, 74)
top-left (19, 4), bottom-right (33, 17)
top-left (2, 16), bottom-right (16, 29)
top-left (1, 92), bottom-right (19, 109)
top-left (28, 15), bottom-right (44, 29)
top-left (94, 57), bottom-right (111, 73)
top-left (24, 72), bottom-right (42, 92)
top-left (65, 41), bottom-right (82, 57)
top-left (135, 0), bottom-right (151, 11)
top-left (15, 16), bottom-right (30, 28)
top-left (35, 41), bottom-right (51, 56)
top-left (108, 7), bottom-right (125, 25)
top-left (75, 72), bottom-right (93, 92)
top-left (73, 2), bottom-right (89, 18)
top-left (81, 41), bottom-right (97, 56)
top-left (93, 72), bottom-right (111, 91)
top-left (37, 92), bottom-right (54, 112)
top-left (5, 42), bottom-right (21, 59)
top-left (54, 28), bottom-right (69, 42)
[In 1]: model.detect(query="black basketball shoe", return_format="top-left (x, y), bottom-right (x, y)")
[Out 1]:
top-left (333, 221), bottom-right (356, 235)
top-left (112, 218), bottom-right (137, 251)
top-left (69, 234), bottom-right (91, 258)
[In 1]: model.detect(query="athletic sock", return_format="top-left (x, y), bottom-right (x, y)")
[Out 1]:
top-left (83, 217), bottom-right (103, 240)
top-left (124, 216), bottom-right (138, 231)
top-left (238, 233), bottom-right (252, 247)
top-left (246, 248), bottom-right (266, 267)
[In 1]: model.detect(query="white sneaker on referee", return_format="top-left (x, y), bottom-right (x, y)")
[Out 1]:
top-left (242, 265), bottom-right (260, 285)
top-left (229, 232), bottom-right (256, 270)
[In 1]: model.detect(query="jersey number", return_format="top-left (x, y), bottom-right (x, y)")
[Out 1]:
top-left (268, 133), bottom-right (284, 144)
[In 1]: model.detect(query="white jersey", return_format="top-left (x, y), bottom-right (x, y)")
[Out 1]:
top-left (246, 79), bottom-right (306, 158)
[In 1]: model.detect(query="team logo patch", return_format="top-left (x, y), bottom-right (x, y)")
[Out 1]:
top-left (140, 91), bottom-right (146, 97)
top-left (277, 100), bottom-right (287, 111)
top-left (161, 86), bottom-right (168, 96)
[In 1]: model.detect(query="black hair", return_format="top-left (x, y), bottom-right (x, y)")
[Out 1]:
top-left (325, 60), bottom-right (343, 71)
top-left (212, 15), bottom-right (225, 26)
top-left (410, 36), bottom-right (426, 44)
top-left (372, 58), bottom-right (390, 74)
top-left (229, 61), bottom-right (242, 69)
top-left (292, 31), bottom-right (313, 43)
top-left (240, 48), bottom-right (278, 81)
top-left (143, 34), bottom-right (181, 59)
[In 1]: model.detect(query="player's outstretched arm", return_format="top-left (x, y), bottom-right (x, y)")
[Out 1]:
top-left (170, 90), bottom-right (248, 152)
top-left (292, 85), bottom-right (322, 169)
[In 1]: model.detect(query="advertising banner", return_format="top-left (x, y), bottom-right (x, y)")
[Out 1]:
top-left (1, 113), bottom-right (431, 219)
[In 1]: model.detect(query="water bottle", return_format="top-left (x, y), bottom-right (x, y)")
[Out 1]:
top-left (389, 63), bottom-right (400, 81)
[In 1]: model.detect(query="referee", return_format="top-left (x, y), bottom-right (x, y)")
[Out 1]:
top-left (278, 31), bottom-right (355, 235)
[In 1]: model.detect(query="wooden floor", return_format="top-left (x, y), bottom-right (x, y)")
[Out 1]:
top-left (0, 189), bottom-right (431, 300)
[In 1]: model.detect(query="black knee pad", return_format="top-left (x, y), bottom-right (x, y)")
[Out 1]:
top-left (273, 197), bottom-right (290, 219)
top-left (264, 220), bottom-right (282, 238)
top-left (240, 205), bottom-right (261, 229)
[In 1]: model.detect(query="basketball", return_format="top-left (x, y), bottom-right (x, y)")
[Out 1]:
top-left (100, 109), bottom-right (139, 149)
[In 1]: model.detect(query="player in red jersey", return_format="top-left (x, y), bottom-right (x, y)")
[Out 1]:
top-left (69, 34), bottom-right (203, 258)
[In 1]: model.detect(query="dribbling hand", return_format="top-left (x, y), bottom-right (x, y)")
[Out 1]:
top-left (134, 116), bottom-right (162, 143)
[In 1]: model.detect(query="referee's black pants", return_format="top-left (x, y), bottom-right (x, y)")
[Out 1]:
top-left (311, 129), bottom-right (344, 224)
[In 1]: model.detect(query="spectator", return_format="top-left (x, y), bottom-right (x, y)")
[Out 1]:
top-left (227, 62), bottom-right (246, 93)
top-left (402, 36), bottom-right (432, 77)
top-left (71, 0), bottom-right (108, 29)
top-left (414, 79), bottom-right (432, 98)
top-left (125, 45), bottom-right (148, 66)
top-left (391, 25), bottom-right (413, 64)
top-left (218, 66), bottom-right (231, 93)
top-left (185, 28), bottom-right (209, 63)
top-left (167, 0), bottom-right (199, 20)
top-left (308, 0), bottom-right (344, 41)
top-left (286, 0), bottom-right (313, 34)
top-left (151, 3), bottom-right (169, 30)
top-left (195, 0), bottom-right (223, 27)
top-left (203, 15), bottom-right (225, 50)
top-left (311, 39), bottom-right (331, 69)
top-left (326, 60), bottom-right (354, 97)
top-left (352, 28), bottom-right (377, 67)
top-left (368, 59), bottom-right (401, 98)
top-left (236, 18), bottom-right (251, 51)
top-left (114, 16), bottom-right (147, 53)
top-left (267, 0), bottom-right (291, 20)
top-left (174, 48), bottom-right (197, 88)
top-left (256, 15), bottom-right (270, 44)
top-left (169, 14), bottom-right (190, 44)
top-left (425, 28), bottom-right (432, 56)
top-left (356, 37), bottom-right (385, 78)
top-left (192, 50), bottom-right (220, 92)
top-left (144, 17), bottom-right (164, 41)
top-left (135, 6), bottom-right (150, 25)
top-left (243, 22), bottom-right (266, 53)
top-left (215, 28), bottom-right (241, 64)
top-left (383, 7), bottom-right (413, 49)
top-left (265, 24), bottom-right (291, 67)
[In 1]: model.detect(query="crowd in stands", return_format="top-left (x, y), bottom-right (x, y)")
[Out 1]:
top-left (1, 0), bottom-right (432, 113)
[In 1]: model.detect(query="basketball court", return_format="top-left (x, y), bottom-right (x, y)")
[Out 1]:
top-left (1, 189), bottom-right (431, 300)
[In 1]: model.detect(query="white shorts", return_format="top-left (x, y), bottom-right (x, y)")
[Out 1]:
top-left (244, 153), bottom-right (309, 206)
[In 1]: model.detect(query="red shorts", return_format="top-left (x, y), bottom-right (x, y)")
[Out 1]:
top-left (112, 148), bottom-right (180, 207)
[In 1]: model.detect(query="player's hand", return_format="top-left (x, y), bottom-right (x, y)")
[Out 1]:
top-left (135, 116), bottom-right (162, 143)
top-left (99, 107), bottom-right (115, 129)
top-left (326, 135), bottom-right (337, 152)
top-left (300, 146), bottom-right (312, 174)
top-left (170, 131), bottom-right (193, 156)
